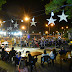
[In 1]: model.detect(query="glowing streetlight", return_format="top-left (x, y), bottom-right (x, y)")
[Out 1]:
top-left (66, 26), bottom-right (68, 29)
top-left (24, 17), bottom-right (30, 34)
top-left (0, 20), bottom-right (2, 24)
top-left (45, 24), bottom-right (48, 27)
top-left (61, 27), bottom-right (64, 29)
top-left (25, 17), bottom-right (29, 21)
top-left (45, 31), bottom-right (48, 34)
top-left (51, 23), bottom-right (54, 27)
top-left (21, 26), bottom-right (25, 30)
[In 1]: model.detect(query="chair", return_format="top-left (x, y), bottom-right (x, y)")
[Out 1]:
top-left (28, 54), bottom-right (36, 72)
top-left (41, 55), bottom-right (51, 66)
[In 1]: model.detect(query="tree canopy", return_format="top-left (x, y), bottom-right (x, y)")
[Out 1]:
top-left (0, 0), bottom-right (6, 10)
top-left (43, 0), bottom-right (72, 19)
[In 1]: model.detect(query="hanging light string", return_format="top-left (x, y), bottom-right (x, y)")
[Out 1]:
top-left (34, 4), bottom-right (72, 17)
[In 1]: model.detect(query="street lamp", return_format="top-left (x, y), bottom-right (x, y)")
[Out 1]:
top-left (50, 23), bottom-right (54, 27)
top-left (22, 26), bottom-right (25, 30)
top-left (66, 26), bottom-right (68, 29)
top-left (24, 17), bottom-right (30, 34)
top-left (45, 24), bottom-right (48, 27)
top-left (45, 31), bottom-right (48, 35)
top-left (61, 27), bottom-right (64, 29)
top-left (25, 17), bottom-right (29, 21)
top-left (45, 23), bottom-right (54, 34)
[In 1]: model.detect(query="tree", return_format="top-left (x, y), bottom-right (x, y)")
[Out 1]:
top-left (0, 0), bottom-right (6, 10)
top-left (43, 0), bottom-right (72, 19)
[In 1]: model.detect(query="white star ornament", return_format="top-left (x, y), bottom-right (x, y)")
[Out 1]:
top-left (46, 16), bottom-right (57, 25)
top-left (30, 22), bottom-right (37, 26)
top-left (14, 21), bottom-right (19, 28)
top-left (57, 10), bottom-right (68, 22)
top-left (7, 26), bottom-right (12, 31)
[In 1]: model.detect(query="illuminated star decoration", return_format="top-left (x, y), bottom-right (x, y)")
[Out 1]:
top-left (14, 21), bottom-right (19, 28)
top-left (46, 16), bottom-right (57, 25)
top-left (57, 10), bottom-right (68, 22)
top-left (7, 25), bottom-right (12, 31)
top-left (30, 17), bottom-right (37, 26)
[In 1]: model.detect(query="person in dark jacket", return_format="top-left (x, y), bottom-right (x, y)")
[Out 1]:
top-left (59, 47), bottom-right (67, 55)
top-left (1, 48), bottom-right (9, 61)
top-left (9, 47), bottom-right (16, 61)
top-left (53, 48), bottom-right (57, 60)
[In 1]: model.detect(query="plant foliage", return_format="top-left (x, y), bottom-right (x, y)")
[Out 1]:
top-left (43, 0), bottom-right (72, 19)
top-left (0, 0), bottom-right (6, 10)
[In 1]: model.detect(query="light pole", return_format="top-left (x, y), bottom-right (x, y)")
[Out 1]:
top-left (46, 23), bottom-right (54, 34)
top-left (49, 23), bottom-right (54, 34)
top-left (24, 17), bottom-right (30, 34)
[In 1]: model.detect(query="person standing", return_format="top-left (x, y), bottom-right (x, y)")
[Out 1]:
top-left (58, 35), bottom-right (61, 48)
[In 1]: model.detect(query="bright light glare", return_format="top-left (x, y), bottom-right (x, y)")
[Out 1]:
top-left (19, 32), bottom-right (22, 35)
top-left (46, 24), bottom-right (48, 27)
top-left (66, 26), bottom-right (68, 29)
top-left (14, 31), bottom-right (22, 36)
top-left (61, 27), bottom-right (64, 29)
top-left (45, 31), bottom-right (48, 34)
top-left (0, 31), bottom-right (6, 36)
top-left (25, 17), bottom-right (29, 21)
top-left (51, 23), bottom-right (54, 26)
top-left (22, 26), bottom-right (25, 30)
top-left (21, 20), bottom-right (24, 22)
top-left (4, 32), bottom-right (6, 36)
top-left (0, 20), bottom-right (2, 24)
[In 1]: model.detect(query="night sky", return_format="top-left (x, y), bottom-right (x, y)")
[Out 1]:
top-left (0, 0), bottom-right (72, 34)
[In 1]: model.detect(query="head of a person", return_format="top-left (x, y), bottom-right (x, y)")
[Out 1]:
top-left (62, 47), bottom-right (64, 50)
top-left (18, 52), bottom-right (21, 56)
top-left (12, 47), bottom-right (14, 50)
top-left (44, 49), bottom-right (46, 54)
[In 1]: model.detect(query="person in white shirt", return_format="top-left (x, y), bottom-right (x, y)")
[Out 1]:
top-left (49, 50), bottom-right (54, 59)
top-left (49, 50), bottom-right (55, 66)
top-left (41, 50), bottom-right (49, 63)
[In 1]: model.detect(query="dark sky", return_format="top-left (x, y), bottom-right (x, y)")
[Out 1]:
top-left (0, 0), bottom-right (72, 34)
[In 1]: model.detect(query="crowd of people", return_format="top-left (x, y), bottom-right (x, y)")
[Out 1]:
top-left (0, 36), bottom-right (72, 72)
top-left (0, 45), bottom-right (72, 72)
top-left (0, 46), bottom-right (38, 72)
top-left (14, 36), bottom-right (68, 49)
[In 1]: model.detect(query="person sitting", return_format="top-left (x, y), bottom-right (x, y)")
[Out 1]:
top-left (18, 59), bottom-right (28, 72)
top-left (42, 49), bottom-right (49, 57)
top-left (9, 47), bottom-right (16, 61)
top-left (27, 53), bottom-right (36, 72)
top-left (41, 50), bottom-right (50, 66)
top-left (15, 52), bottom-right (22, 66)
top-left (49, 50), bottom-right (55, 66)
top-left (59, 47), bottom-right (67, 55)
top-left (1, 48), bottom-right (9, 61)
top-left (53, 48), bottom-right (57, 60)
